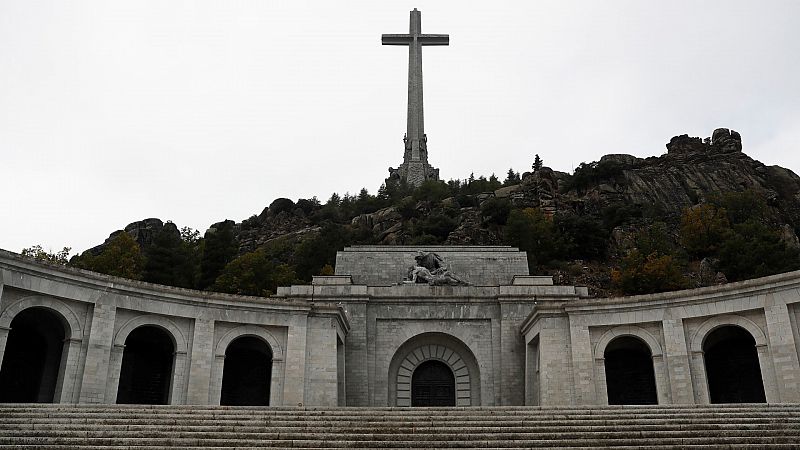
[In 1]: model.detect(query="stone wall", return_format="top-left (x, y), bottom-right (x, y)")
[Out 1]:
top-left (335, 245), bottom-right (529, 286)
top-left (522, 269), bottom-right (800, 406)
top-left (3, 245), bottom-right (800, 408)
top-left (0, 250), bottom-right (347, 407)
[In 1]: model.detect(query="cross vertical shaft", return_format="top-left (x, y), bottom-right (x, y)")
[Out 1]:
top-left (407, 9), bottom-right (424, 162)
top-left (383, 9), bottom-right (448, 186)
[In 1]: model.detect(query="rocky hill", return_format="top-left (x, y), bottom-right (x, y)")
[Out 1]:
top-left (78, 128), bottom-right (800, 297)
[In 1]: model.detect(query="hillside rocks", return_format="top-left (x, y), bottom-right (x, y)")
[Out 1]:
top-left (85, 218), bottom-right (179, 256)
top-left (556, 128), bottom-right (800, 232)
top-left (82, 127), bottom-right (800, 294)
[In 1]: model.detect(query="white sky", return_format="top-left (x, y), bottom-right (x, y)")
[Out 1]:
top-left (2, 0), bottom-right (799, 254)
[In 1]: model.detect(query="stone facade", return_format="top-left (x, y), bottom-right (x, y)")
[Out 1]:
top-left (1, 246), bottom-right (799, 407)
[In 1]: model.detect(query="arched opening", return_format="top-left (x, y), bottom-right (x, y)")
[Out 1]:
top-left (604, 336), bottom-right (658, 405)
top-left (411, 360), bottom-right (455, 406)
top-left (0, 307), bottom-right (66, 403)
top-left (220, 336), bottom-right (272, 406)
top-left (703, 325), bottom-right (766, 403)
top-left (116, 326), bottom-right (174, 404)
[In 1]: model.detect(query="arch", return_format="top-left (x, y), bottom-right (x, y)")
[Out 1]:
top-left (215, 325), bottom-right (284, 360)
top-left (603, 335), bottom-right (658, 405)
top-left (388, 332), bottom-right (480, 407)
top-left (0, 296), bottom-right (82, 341)
top-left (703, 325), bottom-right (766, 403)
top-left (114, 315), bottom-right (188, 354)
top-left (116, 325), bottom-right (175, 405)
top-left (220, 335), bottom-right (273, 406)
top-left (594, 325), bottom-right (663, 360)
top-left (690, 314), bottom-right (767, 354)
top-left (0, 308), bottom-right (67, 402)
top-left (411, 359), bottom-right (456, 406)
top-left (210, 325), bottom-right (285, 406)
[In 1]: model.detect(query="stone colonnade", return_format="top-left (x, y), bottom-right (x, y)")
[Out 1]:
top-left (522, 271), bottom-right (800, 406)
top-left (0, 251), bottom-right (348, 406)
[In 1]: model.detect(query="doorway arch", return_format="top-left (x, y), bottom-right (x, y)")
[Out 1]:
top-left (703, 325), bottom-right (766, 403)
top-left (116, 325), bottom-right (175, 404)
top-left (603, 336), bottom-right (658, 405)
top-left (0, 307), bottom-right (67, 402)
top-left (388, 332), bottom-right (480, 407)
top-left (220, 336), bottom-right (273, 406)
top-left (411, 359), bottom-right (455, 406)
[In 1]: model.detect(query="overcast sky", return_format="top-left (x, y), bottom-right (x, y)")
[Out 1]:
top-left (2, 0), bottom-right (799, 254)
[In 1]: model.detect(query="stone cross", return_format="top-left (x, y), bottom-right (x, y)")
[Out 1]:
top-left (383, 9), bottom-right (448, 166)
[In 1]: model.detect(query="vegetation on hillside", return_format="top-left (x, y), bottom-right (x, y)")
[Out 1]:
top-left (21, 153), bottom-right (800, 298)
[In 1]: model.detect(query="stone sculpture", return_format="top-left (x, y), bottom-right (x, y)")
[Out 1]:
top-left (406, 251), bottom-right (469, 286)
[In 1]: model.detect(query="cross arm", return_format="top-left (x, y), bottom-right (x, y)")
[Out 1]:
top-left (418, 34), bottom-right (449, 46)
top-left (382, 34), bottom-right (449, 46)
top-left (382, 34), bottom-right (413, 45)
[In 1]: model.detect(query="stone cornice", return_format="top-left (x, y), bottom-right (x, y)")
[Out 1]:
top-left (564, 269), bottom-right (800, 314)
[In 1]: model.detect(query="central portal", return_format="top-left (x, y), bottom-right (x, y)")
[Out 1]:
top-left (411, 360), bottom-right (455, 406)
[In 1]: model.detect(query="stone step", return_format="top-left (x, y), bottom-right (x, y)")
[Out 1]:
top-left (2, 436), bottom-right (798, 448)
top-left (4, 407), bottom-right (798, 417)
top-left (1, 446), bottom-right (798, 450)
top-left (5, 421), bottom-right (797, 433)
top-left (4, 404), bottom-right (799, 413)
top-left (2, 404), bottom-right (798, 448)
top-left (5, 428), bottom-right (800, 441)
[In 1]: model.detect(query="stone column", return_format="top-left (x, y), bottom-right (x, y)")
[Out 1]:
top-left (756, 344), bottom-right (780, 403)
top-left (185, 318), bottom-right (215, 405)
top-left (689, 350), bottom-right (710, 404)
top-left (662, 318), bottom-right (694, 404)
top-left (104, 344), bottom-right (125, 404)
top-left (303, 316), bottom-right (338, 406)
top-left (0, 325), bottom-right (10, 371)
top-left (651, 354), bottom-right (670, 405)
top-left (78, 302), bottom-right (117, 404)
top-left (54, 338), bottom-right (83, 403)
top-left (209, 354), bottom-right (225, 405)
top-left (499, 303), bottom-right (528, 405)
top-left (593, 357), bottom-right (608, 405)
top-left (764, 302), bottom-right (800, 402)
top-left (282, 316), bottom-right (308, 406)
top-left (169, 351), bottom-right (188, 404)
top-left (270, 357), bottom-right (285, 406)
top-left (343, 302), bottom-right (368, 406)
top-left (570, 324), bottom-right (597, 405)
top-left (536, 316), bottom-right (574, 406)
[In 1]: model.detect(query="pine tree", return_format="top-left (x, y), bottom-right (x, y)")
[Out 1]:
top-left (532, 154), bottom-right (543, 172)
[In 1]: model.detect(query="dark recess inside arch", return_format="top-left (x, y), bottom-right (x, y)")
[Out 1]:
top-left (604, 336), bottom-right (658, 405)
top-left (117, 326), bottom-right (174, 405)
top-left (220, 336), bottom-right (272, 406)
top-left (0, 308), bottom-right (66, 403)
top-left (411, 360), bottom-right (455, 407)
top-left (704, 325), bottom-right (766, 404)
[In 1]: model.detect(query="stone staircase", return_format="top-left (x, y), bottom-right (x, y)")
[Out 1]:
top-left (1, 403), bottom-right (799, 449)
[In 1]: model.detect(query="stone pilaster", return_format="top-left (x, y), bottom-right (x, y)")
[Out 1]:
top-left (78, 302), bottom-right (117, 404)
top-left (570, 324), bottom-right (597, 405)
top-left (185, 318), bottom-right (215, 404)
top-left (282, 315), bottom-right (308, 406)
top-left (662, 318), bottom-right (694, 403)
top-left (764, 301), bottom-right (800, 402)
top-left (304, 316), bottom-right (339, 406)
top-left (499, 302), bottom-right (528, 405)
top-left (343, 302), bottom-right (368, 406)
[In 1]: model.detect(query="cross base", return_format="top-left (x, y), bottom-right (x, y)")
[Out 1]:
top-left (388, 161), bottom-right (439, 188)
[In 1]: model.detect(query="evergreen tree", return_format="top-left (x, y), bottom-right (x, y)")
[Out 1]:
top-left (71, 232), bottom-right (145, 280)
top-left (21, 245), bottom-right (71, 265)
top-left (532, 154), bottom-right (543, 172)
top-left (199, 220), bottom-right (238, 289)
top-left (143, 223), bottom-right (196, 288)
